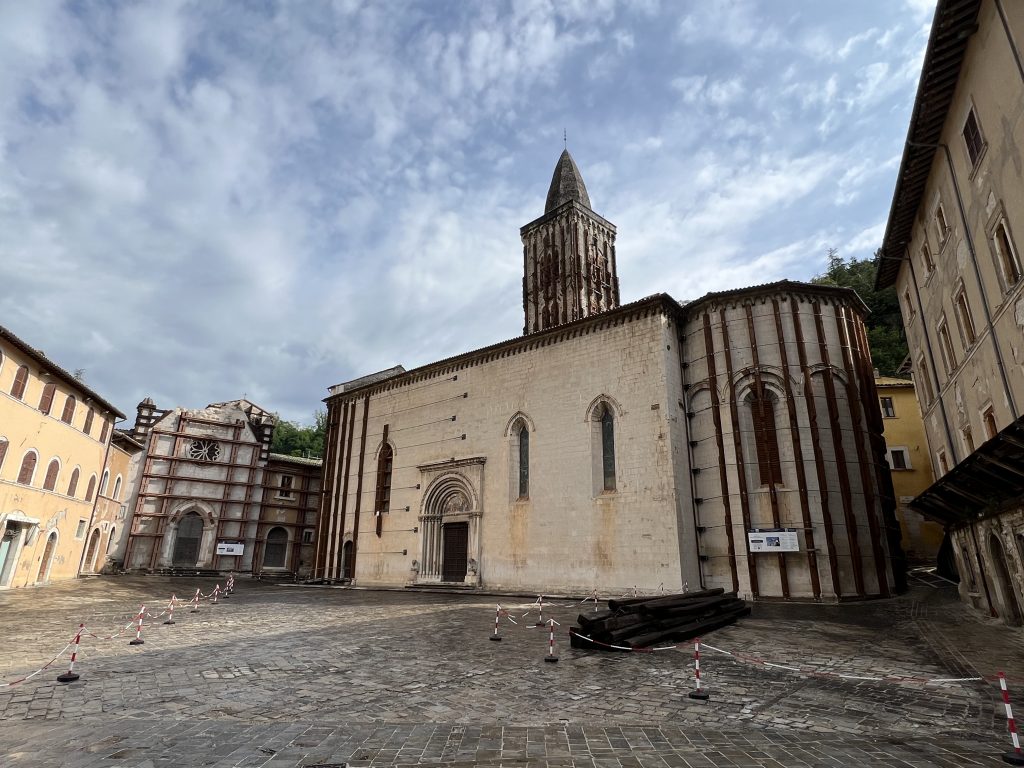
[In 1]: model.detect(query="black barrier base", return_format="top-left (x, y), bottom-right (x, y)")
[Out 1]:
top-left (544, 655), bottom-right (559, 663)
top-left (190, 609), bottom-right (200, 613)
top-left (1002, 751), bottom-right (1024, 765)
top-left (535, 622), bottom-right (545, 628)
top-left (688, 690), bottom-right (709, 700)
top-left (489, 634), bottom-right (502, 641)
top-left (57, 672), bottom-right (79, 683)
top-left (163, 620), bottom-right (175, 625)
top-left (129, 638), bottom-right (144, 645)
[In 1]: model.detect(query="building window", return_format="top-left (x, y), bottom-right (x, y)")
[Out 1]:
top-left (992, 219), bottom-right (1022, 290)
top-left (903, 288), bottom-right (916, 321)
top-left (43, 459), bottom-right (60, 491)
top-left (302, 529), bottom-right (314, 544)
top-left (915, 354), bottom-right (934, 405)
top-left (17, 451), bottom-right (37, 485)
top-left (961, 427), bottom-right (975, 455)
top-left (11, 365), bottom-right (28, 400)
top-left (373, 443), bottom-right (394, 537)
top-left (886, 447), bottom-right (911, 470)
top-left (83, 407), bottom-right (95, 436)
top-left (75, 519), bottom-right (87, 539)
top-left (107, 527), bottom-right (117, 554)
top-left (518, 424), bottom-right (529, 499)
top-left (278, 474), bottom-right (294, 498)
top-left (880, 397), bottom-right (896, 418)
top-left (100, 469), bottom-right (110, 497)
top-left (85, 474), bottom-right (96, 502)
top-left (937, 449), bottom-right (950, 475)
top-left (936, 203), bottom-right (950, 247)
top-left (953, 284), bottom-right (977, 346)
top-left (937, 319), bottom-right (957, 376)
top-left (61, 395), bottom-right (76, 424)
top-left (963, 107), bottom-right (985, 167)
top-left (38, 382), bottom-right (56, 415)
top-left (188, 439), bottom-right (220, 461)
top-left (99, 417), bottom-right (109, 443)
top-left (746, 384), bottom-right (782, 487)
top-left (920, 242), bottom-right (935, 275)
top-left (67, 467), bottom-right (80, 497)
top-left (112, 475), bottom-right (122, 501)
top-left (982, 405), bottom-right (998, 440)
top-left (601, 406), bottom-right (616, 491)
top-left (0, 437), bottom-right (7, 474)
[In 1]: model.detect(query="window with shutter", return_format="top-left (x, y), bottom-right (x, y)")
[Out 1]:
top-left (962, 108), bottom-right (984, 166)
top-left (17, 452), bottom-right (37, 485)
top-left (374, 442), bottom-right (394, 537)
top-left (0, 438), bottom-right (8, 474)
top-left (38, 382), bottom-right (56, 414)
top-left (61, 395), bottom-right (76, 424)
top-left (85, 475), bottom-right (96, 502)
top-left (83, 408), bottom-right (95, 436)
top-left (99, 417), bottom-right (110, 442)
top-left (67, 467), bottom-right (80, 497)
top-left (747, 384), bottom-right (782, 487)
top-left (11, 365), bottom-right (28, 400)
top-left (43, 459), bottom-right (60, 491)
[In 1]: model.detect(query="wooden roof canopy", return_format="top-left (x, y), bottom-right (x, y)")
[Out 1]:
top-left (875, 0), bottom-right (982, 290)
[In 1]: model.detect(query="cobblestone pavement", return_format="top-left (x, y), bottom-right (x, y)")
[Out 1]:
top-left (1, 576), bottom-right (1022, 767)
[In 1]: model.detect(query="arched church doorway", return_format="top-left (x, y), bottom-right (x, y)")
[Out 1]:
top-left (84, 529), bottom-right (101, 573)
top-left (442, 522), bottom-right (468, 582)
top-left (35, 531), bottom-right (57, 584)
top-left (989, 533), bottom-right (1023, 626)
top-left (263, 527), bottom-right (288, 569)
top-left (172, 512), bottom-right (204, 567)
top-left (341, 541), bottom-right (355, 579)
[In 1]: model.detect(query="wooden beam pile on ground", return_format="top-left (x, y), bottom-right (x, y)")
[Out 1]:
top-left (569, 588), bottom-right (749, 650)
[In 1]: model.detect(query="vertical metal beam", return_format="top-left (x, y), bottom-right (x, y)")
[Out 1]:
top-left (349, 396), bottom-right (371, 580)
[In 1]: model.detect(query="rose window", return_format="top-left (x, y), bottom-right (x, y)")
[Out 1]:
top-left (188, 439), bottom-right (221, 461)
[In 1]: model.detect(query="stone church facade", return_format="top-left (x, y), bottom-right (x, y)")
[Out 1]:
top-left (315, 152), bottom-right (900, 601)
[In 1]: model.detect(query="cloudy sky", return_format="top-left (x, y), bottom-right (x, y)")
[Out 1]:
top-left (0, 0), bottom-right (937, 424)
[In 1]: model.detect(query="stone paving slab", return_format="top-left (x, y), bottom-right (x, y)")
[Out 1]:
top-left (0, 576), bottom-right (1020, 766)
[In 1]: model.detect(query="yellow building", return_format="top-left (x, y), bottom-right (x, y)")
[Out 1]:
top-left (0, 324), bottom-right (124, 588)
top-left (876, 376), bottom-right (942, 564)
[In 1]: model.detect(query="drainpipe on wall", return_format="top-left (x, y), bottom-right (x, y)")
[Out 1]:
top-left (77, 415), bottom-right (125, 578)
top-left (994, 0), bottom-right (1024, 85)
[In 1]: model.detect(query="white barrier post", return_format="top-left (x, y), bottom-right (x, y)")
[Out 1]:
top-left (129, 605), bottom-right (145, 646)
top-left (211, 584), bottom-right (220, 605)
top-left (57, 624), bottom-right (84, 683)
top-left (999, 672), bottom-right (1024, 765)
top-left (688, 637), bottom-right (709, 700)
top-left (535, 595), bottom-right (545, 627)
top-left (164, 595), bottom-right (177, 625)
top-left (544, 618), bottom-right (559, 663)
top-left (190, 587), bottom-right (201, 613)
top-left (490, 604), bottom-right (503, 642)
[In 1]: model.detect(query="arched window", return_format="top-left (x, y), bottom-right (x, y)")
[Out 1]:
top-left (61, 395), bottom-right (76, 424)
top-left (85, 474), bottom-right (96, 502)
top-left (83, 408), bottom-right (95, 436)
top-left (38, 382), bottom-right (56, 415)
top-left (374, 443), bottom-right (394, 537)
top-left (601, 407), bottom-right (616, 491)
top-left (43, 459), bottom-right (60, 491)
top-left (17, 451), bottom-right (37, 485)
top-left (100, 469), bottom-right (110, 497)
top-left (746, 383), bottom-right (782, 487)
top-left (36, 531), bottom-right (58, 583)
top-left (518, 423), bottom-right (530, 499)
top-left (112, 475), bottom-right (122, 501)
top-left (67, 467), bottom-right (81, 497)
top-left (107, 526), bottom-right (117, 554)
top-left (99, 417), bottom-right (110, 442)
top-left (264, 527), bottom-right (288, 568)
top-left (0, 437), bottom-right (8, 474)
top-left (11, 365), bottom-right (28, 400)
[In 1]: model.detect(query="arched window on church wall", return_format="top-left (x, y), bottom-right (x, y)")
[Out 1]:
top-left (745, 384), bottom-right (782, 487)
top-left (518, 424), bottom-right (529, 499)
top-left (509, 418), bottom-right (530, 501)
top-left (374, 442), bottom-right (394, 538)
top-left (589, 401), bottom-right (617, 494)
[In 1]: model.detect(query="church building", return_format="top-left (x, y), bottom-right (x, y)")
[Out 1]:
top-left (314, 151), bottom-right (902, 601)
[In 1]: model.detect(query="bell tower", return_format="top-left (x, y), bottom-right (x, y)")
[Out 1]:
top-left (521, 150), bottom-right (620, 334)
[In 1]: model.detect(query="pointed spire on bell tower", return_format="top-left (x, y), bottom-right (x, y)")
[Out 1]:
top-left (520, 149), bottom-right (620, 335)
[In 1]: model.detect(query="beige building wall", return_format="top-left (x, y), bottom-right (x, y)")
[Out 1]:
top-left (0, 328), bottom-right (122, 589)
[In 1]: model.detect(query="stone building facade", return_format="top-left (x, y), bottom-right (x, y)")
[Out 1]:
top-left (122, 398), bottom-right (321, 577)
top-left (877, 0), bottom-right (1024, 624)
top-left (0, 323), bottom-right (124, 588)
top-left (316, 152), bottom-right (899, 601)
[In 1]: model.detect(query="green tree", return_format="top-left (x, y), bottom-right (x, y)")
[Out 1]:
top-left (270, 409), bottom-right (326, 458)
top-left (811, 249), bottom-right (908, 375)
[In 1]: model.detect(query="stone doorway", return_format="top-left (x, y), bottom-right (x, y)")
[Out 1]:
top-left (989, 532), bottom-right (1023, 626)
top-left (172, 512), bottom-right (203, 567)
top-left (442, 522), bottom-right (469, 582)
top-left (1, 524), bottom-right (24, 586)
top-left (84, 529), bottom-right (101, 573)
top-left (36, 530), bottom-right (57, 583)
top-left (342, 541), bottom-right (355, 580)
